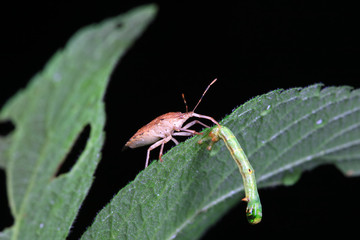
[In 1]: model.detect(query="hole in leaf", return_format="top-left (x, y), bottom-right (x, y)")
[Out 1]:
top-left (54, 124), bottom-right (91, 177)
top-left (0, 170), bottom-right (14, 230)
top-left (0, 120), bottom-right (15, 136)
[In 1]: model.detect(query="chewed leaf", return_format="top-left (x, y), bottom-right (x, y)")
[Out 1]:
top-left (0, 5), bottom-right (156, 240)
top-left (83, 84), bottom-right (360, 240)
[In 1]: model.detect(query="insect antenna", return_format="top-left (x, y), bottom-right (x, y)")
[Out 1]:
top-left (192, 78), bottom-right (217, 112)
top-left (181, 93), bottom-right (189, 113)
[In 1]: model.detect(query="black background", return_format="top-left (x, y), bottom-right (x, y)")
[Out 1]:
top-left (1, 1), bottom-right (360, 239)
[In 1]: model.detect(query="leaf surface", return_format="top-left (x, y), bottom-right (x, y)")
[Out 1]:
top-left (82, 84), bottom-right (360, 240)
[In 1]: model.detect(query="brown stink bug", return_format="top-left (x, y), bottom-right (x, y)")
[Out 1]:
top-left (123, 78), bottom-right (220, 168)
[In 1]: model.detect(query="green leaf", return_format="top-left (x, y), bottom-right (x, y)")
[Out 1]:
top-left (0, 4), bottom-right (157, 240)
top-left (82, 84), bottom-right (360, 240)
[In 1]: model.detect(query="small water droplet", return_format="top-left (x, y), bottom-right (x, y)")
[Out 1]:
top-left (260, 105), bottom-right (271, 116)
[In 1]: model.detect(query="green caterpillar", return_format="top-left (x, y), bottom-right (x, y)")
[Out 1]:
top-left (200, 125), bottom-right (262, 224)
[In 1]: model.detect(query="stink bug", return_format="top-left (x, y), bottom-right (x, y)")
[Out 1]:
top-left (123, 78), bottom-right (220, 168)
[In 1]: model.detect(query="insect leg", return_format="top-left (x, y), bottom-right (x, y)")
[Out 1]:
top-left (171, 137), bottom-right (179, 145)
top-left (175, 128), bottom-right (202, 135)
top-left (191, 113), bottom-right (220, 127)
top-left (173, 131), bottom-right (194, 137)
top-left (197, 126), bottom-right (219, 150)
top-left (145, 135), bottom-right (172, 168)
top-left (181, 120), bottom-right (210, 130)
top-left (159, 141), bottom-right (165, 162)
